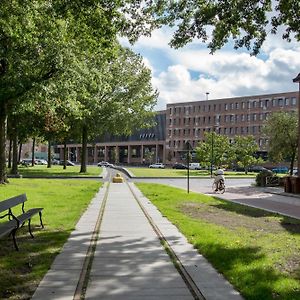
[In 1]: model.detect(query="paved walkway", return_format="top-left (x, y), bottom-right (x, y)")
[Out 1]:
top-left (32, 181), bottom-right (243, 300)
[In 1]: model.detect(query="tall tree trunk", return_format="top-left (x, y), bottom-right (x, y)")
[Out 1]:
top-left (8, 138), bottom-right (12, 168)
top-left (47, 140), bottom-right (52, 168)
top-left (63, 140), bottom-right (67, 170)
top-left (18, 142), bottom-right (22, 164)
top-left (11, 125), bottom-right (18, 175)
top-left (0, 101), bottom-right (8, 183)
top-left (31, 137), bottom-right (35, 166)
top-left (80, 125), bottom-right (88, 173)
top-left (290, 152), bottom-right (296, 176)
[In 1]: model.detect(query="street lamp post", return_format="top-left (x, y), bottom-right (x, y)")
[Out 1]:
top-left (210, 123), bottom-right (219, 177)
top-left (210, 131), bottom-right (214, 176)
top-left (184, 141), bottom-right (193, 193)
top-left (293, 73), bottom-right (300, 177)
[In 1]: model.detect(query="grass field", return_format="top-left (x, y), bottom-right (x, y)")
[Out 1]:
top-left (0, 179), bottom-right (101, 299)
top-left (127, 167), bottom-right (257, 177)
top-left (136, 182), bottom-right (300, 300)
top-left (14, 165), bottom-right (102, 177)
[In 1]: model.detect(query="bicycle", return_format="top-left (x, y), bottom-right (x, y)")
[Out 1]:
top-left (212, 179), bottom-right (225, 194)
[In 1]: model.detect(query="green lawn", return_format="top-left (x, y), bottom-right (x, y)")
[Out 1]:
top-left (0, 179), bottom-right (101, 299)
top-left (127, 167), bottom-right (257, 177)
top-left (136, 183), bottom-right (300, 300)
top-left (14, 165), bottom-right (103, 177)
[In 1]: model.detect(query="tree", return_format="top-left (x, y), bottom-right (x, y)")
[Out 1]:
top-left (154, 0), bottom-right (300, 55)
top-left (195, 132), bottom-right (232, 169)
top-left (231, 135), bottom-right (262, 174)
top-left (0, 0), bottom-right (163, 183)
top-left (75, 47), bottom-right (157, 173)
top-left (263, 111), bottom-right (298, 175)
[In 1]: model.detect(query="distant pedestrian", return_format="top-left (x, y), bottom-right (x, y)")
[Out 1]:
top-left (213, 168), bottom-right (225, 191)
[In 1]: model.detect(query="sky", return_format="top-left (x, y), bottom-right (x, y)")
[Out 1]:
top-left (120, 25), bottom-right (300, 111)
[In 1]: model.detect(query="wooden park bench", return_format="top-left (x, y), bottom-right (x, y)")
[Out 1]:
top-left (0, 194), bottom-right (44, 251)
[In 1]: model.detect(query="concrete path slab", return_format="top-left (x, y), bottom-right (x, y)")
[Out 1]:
top-left (85, 183), bottom-right (195, 300)
top-left (33, 180), bottom-right (244, 300)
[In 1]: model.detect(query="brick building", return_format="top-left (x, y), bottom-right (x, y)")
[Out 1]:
top-left (56, 91), bottom-right (298, 165)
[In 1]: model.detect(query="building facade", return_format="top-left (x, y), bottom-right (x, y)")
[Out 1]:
top-left (56, 91), bottom-right (298, 165)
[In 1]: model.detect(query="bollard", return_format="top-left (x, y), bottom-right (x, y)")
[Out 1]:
top-left (112, 173), bottom-right (124, 183)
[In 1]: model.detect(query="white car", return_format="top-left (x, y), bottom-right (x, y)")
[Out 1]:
top-left (149, 163), bottom-right (165, 169)
top-left (97, 161), bottom-right (114, 167)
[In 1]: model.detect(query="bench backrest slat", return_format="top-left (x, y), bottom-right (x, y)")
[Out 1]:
top-left (0, 194), bottom-right (27, 213)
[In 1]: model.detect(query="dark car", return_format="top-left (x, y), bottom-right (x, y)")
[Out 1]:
top-left (272, 166), bottom-right (288, 174)
top-left (172, 163), bottom-right (188, 169)
top-left (248, 166), bottom-right (267, 172)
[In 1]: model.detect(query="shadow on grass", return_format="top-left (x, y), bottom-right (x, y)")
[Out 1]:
top-left (0, 227), bottom-right (71, 299)
top-left (211, 197), bottom-right (300, 235)
top-left (17, 168), bottom-right (88, 177)
top-left (211, 197), bottom-right (274, 218)
top-left (194, 242), bottom-right (300, 300)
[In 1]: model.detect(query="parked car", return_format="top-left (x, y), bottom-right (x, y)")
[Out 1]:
top-left (290, 168), bottom-right (298, 176)
top-left (21, 159), bottom-right (34, 166)
top-left (149, 163), bottom-right (165, 169)
top-left (172, 163), bottom-right (188, 169)
top-left (36, 159), bottom-right (48, 165)
top-left (248, 166), bottom-right (268, 172)
top-left (52, 159), bottom-right (60, 165)
top-left (97, 161), bottom-right (113, 167)
top-left (59, 160), bottom-right (75, 166)
top-left (189, 163), bottom-right (201, 170)
top-left (271, 166), bottom-right (288, 174)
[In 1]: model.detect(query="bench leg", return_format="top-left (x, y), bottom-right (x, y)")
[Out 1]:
top-left (39, 211), bottom-right (44, 228)
top-left (11, 229), bottom-right (19, 251)
top-left (28, 219), bottom-right (34, 238)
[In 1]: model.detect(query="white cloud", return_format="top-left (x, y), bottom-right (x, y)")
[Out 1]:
top-left (120, 26), bottom-right (300, 110)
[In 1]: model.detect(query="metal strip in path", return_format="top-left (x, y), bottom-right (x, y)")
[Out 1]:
top-left (85, 182), bottom-right (195, 300)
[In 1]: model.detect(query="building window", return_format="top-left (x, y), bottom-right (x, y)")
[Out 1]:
top-left (285, 98), bottom-right (289, 106)
top-left (236, 102), bottom-right (239, 109)
top-left (225, 103), bottom-right (228, 110)
top-left (253, 114), bottom-right (257, 121)
top-left (291, 97), bottom-right (297, 105)
top-left (241, 114), bottom-right (245, 121)
top-left (272, 99), bottom-right (276, 106)
top-left (169, 107), bottom-right (172, 115)
top-left (230, 103), bottom-right (234, 110)
top-left (278, 98), bottom-right (283, 107)
top-left (242, 102), bottom-right (245, 109)
top-left (169, 119), bottom-right (172, 125)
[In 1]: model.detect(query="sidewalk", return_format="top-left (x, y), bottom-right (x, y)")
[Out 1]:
top-left (32, 182), bottom-right (243, 300)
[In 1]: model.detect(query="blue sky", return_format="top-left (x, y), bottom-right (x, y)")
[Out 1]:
top-left (120, 26), bottom-right (300, 111)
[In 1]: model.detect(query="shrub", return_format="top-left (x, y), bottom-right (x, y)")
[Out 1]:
top-left (255, 169), bottom-right (273, 186)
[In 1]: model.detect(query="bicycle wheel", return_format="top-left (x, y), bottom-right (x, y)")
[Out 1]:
top-left (212, 182), bottom-right (218, 192)
top-left (220, 184), bottom-right (225, 194)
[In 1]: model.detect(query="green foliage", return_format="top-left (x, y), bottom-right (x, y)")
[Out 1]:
top-left (231, 135), bottom-right (261, 173)
top-left (195, 132), bottom-right (233, 168)
top-left (255, 169), bottom-right (274, 186)
top-left (152, 0), bottom-right (300, 55)
top-left (262, 111), bottom-right (298, 174)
